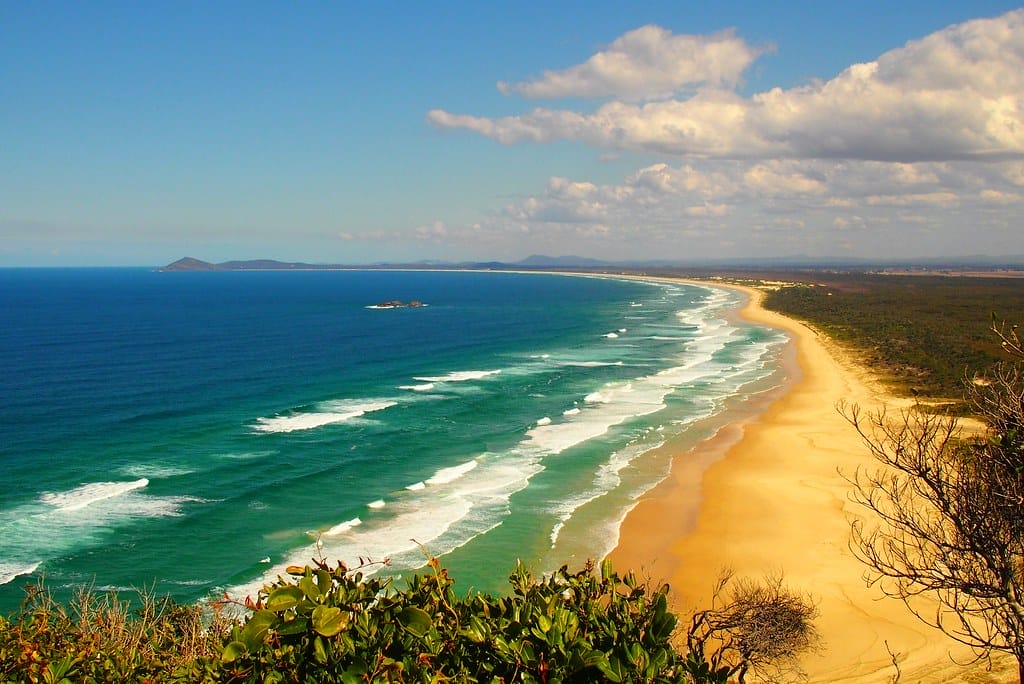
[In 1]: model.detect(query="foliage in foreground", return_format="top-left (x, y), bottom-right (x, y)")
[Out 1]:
top-left (216, 557), bottom-right (693, 683)
top-left (0, 556), bottom-right (819, 683)
top-left (0, 582), bottom-right (230, 682)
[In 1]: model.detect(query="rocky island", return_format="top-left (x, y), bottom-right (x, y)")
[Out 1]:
top-left (367, 300), bottom-right (427, 309)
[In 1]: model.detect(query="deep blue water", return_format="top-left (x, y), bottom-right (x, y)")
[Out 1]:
top-left (0, 268), bottom-right (787, 611)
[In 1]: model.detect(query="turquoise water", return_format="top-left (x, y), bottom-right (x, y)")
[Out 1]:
top-left (0, 269), bottom-right (787, 611)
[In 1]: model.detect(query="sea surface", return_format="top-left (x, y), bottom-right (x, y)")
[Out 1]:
top-left (0, 268), bottom-right (788, 611)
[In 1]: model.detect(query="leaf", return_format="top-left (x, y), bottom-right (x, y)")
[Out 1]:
top-left (299, 575), bottom-right (322, 603)
top-left (597, 655), bottom-right (625, 682)
top-left (458, 615), bottom-right (488, 644)
top-left (581, 649), bottom-right (607, 668)
top-left (398, 606), bottom-right (432, 637)
top-left (239, 610), bottom-right (277, 650)
top-left (221, 641), bottom-right (248, 664)
top-left (536, 614), bottom-right (551, 633)
top-left (313, 605), bottom-right (349, 637)
top-left (266, 585), bottom-right (304, 612)
top-left (317, 568), bottom-right (333, 595)
top-left (276, 616), bottom-right (310, 636)
top-left (313, 635), bottom-right (329, 664)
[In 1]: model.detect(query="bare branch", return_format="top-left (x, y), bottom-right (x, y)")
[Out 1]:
top-left (839, 321), bottom-right (1024, 682)
top-left (687, 571), bottom-right (819, 682)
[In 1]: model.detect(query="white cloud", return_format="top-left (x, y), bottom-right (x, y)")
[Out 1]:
top-left (743, 162), bottom-right (827, 196)
top-left (496, 25), bottom-right (767, 100)
top-left (402, 157), bottom-right (1023, 260)
top-left (865, 192), bottom-right (960, 206)
top-left (685, 203), bottom-right (732, 217)
top-left (415, 220), bottom-right (449, 241)
top-left (429, 10), bottom-right (1024, 163)
top-left (980, 189), bottom-right (1022, 203)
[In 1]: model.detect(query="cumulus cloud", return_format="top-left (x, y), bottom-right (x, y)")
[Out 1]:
top-left (865, 192), bottom-right (960, 206)
top-left (979, 189), bottom-right (1022, 203)
top-left (420, 156), bottom-right (1022, 259)
top-left (429, 10), bottom-right (1024, 163)
top-left (496, 25), bottom-right (767, 100)
top-left (415, 220), bottom-right (449, 241)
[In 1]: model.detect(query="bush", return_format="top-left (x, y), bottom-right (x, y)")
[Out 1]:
top-left (3, 558), bottom-right (811, 682)
top-left (0, 581), bottom-right (228, 682)
top-left (213, 557), bottom-right (708, 683)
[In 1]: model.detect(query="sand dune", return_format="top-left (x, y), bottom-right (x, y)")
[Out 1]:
top-left (610, 282), bottom-right (1016, 682)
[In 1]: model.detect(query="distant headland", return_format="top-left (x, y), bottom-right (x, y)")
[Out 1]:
top-left (160, 255), bottom-right (1024, 275)
top-left (159, 257), bottom-right (356, 271)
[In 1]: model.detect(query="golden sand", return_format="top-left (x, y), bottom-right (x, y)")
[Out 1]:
top-left (609, 281), bottom-right (1016, 683)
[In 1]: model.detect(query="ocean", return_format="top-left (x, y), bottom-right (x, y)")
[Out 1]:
top-left (0, 268), bottom-right (788, 612)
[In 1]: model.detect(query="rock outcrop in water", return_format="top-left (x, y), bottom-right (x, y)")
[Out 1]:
top-left (369, 300), bottom-right (426, 309)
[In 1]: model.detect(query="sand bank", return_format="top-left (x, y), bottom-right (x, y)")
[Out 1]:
top-left (609, 282), bottom-right (1015, 682)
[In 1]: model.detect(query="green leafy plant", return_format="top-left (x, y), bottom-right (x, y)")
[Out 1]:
top-left (1, 557), bottom-right (807, 682)
top-left (211, 557), bottom-right (698, 682)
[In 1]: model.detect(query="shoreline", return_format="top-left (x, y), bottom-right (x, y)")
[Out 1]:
top-left (608, 280), bottom-right (1015, 682)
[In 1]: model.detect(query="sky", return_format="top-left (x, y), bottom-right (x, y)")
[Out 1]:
top-left (2, 2), bottom-right (1023, 266)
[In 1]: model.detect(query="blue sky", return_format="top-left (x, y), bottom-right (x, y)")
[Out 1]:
top-left (3, 2), bottom-right (1023, 266)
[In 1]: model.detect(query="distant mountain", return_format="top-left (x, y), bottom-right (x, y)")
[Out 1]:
top-left (160, 254), bottom-right (1024, 273)
top-left (161, 257), bottom-right (223, 271)
top-left (515, 255), bottom-right (611, 268)
top-left (159, 258), bottom-right (345, 271)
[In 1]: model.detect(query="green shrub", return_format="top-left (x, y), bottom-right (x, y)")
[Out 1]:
top-left (0, 559), bottom-right (740, 683)
top-left (212, 557), bottom-right (715, 683)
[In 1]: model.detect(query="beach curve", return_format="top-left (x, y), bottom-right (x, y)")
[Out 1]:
top-left (608, 279), bottom-right (1016, 682)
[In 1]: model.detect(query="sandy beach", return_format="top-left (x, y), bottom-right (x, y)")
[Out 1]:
top-left (610, 282), bottom-right (1016, 682)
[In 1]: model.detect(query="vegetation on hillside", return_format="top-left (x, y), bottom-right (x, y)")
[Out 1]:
top-left (760, 274), bottom-right (1024, 399)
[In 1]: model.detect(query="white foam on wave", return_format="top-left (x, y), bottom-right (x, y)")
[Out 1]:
top-left (225, 454), bottom-right (544, 603)
top-left (604, 332), bottom-right (619, 339)
top-left (549, 521), bottom-right (565, 547)
top-left (535, 417), bottom-right (552, 427)
top-left (220, 450), bottom-right (276, 460)
top-left (367, 499), bottom-right (386, 509)
top-left (399, 383), bottom-right (435, 392)
top-left (563, 407), bottom-right (581, 416)
top-left (253, 400), bottom-right (397, 433)
top-left (405, 481), bottom-right (426, 491)
top-left (119, 465), bottom-right (194, 479)
top-left (2, 482), bottom-right (207, 586)
top-left (413, 369), bottom-right (501, 383)
top-left (527, 303), bottom-right (761, 461)
top-left (540, 287), bottom-right (787, 555)
top-left (560, 360), bottom-right (623, 368)
top-left (324, 517), bottom-right (362, 536)
top-left (526, 385), bottom-right (665, 456)
top-left (40, 479), bottom-right (150, 512)
top-left (548, 438), bottom-right (666, 549)
top-left (0, 561), bottom-right (40, 586)
top-left (426, 460), bottom-right (478, 485)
